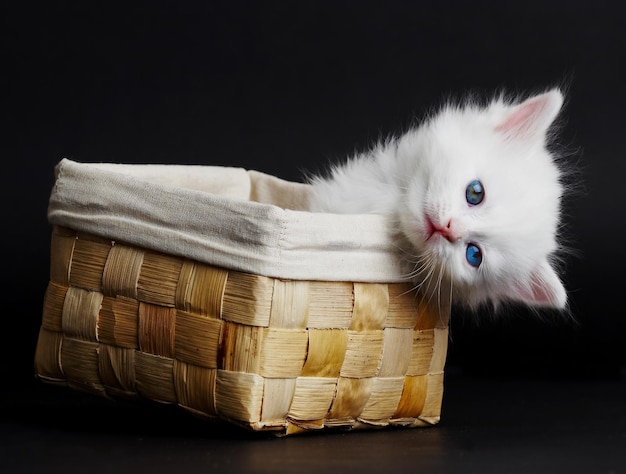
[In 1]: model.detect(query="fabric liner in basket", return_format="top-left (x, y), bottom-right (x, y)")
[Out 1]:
top-left (35, 158), bottom-right (450, 436)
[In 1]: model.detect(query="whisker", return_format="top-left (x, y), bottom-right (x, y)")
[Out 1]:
top-left (405, 259), bottom-right (431, 281)
top-left (447, 269), bottom-right (454, 341)
top-left (435, 262), bottom-right (445, 314)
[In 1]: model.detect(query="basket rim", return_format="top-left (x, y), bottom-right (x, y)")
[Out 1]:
top-left (48, 159), bottom-right (407, 283)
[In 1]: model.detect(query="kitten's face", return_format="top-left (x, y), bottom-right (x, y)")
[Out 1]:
top-left (395, 91), bottom-right (566, 309)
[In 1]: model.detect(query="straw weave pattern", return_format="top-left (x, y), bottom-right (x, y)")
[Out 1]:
top-left (35, 226), bottom-right (450, 435)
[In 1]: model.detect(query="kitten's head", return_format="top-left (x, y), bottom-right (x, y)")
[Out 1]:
top-left (396, 89), bottom-right (567, 310)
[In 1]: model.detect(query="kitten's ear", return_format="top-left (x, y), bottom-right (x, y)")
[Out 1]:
top-left (495, 89), bottom-right (564, 140)
top-left (510, 259), bottom-right (567, 309)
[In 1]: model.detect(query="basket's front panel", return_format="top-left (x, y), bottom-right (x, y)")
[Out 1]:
top-left (306, 282), bottom-right (354, 329)
top-left (326, 376), bottom-right (373, 423)
top-left (377, 328), bottom-right (414, 377)
top-left (35, 227), bottom-right (450, 435)
top-left (287, 376), bottom-right (337, 423)
top-left (258, 328), bottom-right (308, 378)
top-left (300, 329), bottom-right (347, 377)
top-left (259, 378), bottom-right (297, 427)
top-left (358, 376), bottom-right (405, 424)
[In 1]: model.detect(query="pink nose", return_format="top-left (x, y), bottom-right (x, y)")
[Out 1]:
top-left (427, 217), bottom-right (461, 243)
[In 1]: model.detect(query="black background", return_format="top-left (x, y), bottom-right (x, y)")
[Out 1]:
top-left (4, 0), bottom-right (624, 380)
top-left (2, 2), bottom-right (625, 471)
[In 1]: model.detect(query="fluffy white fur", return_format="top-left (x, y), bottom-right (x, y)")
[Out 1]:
top-left (308, 89), bottom-right (567, 311)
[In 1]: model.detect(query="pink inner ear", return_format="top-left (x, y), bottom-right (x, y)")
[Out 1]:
top-left (513, 262), bottom-right (566, 309)
top-left (495, 97), bottom-right (547, 139)
top-left (527, 272), bottom-right (557, 305)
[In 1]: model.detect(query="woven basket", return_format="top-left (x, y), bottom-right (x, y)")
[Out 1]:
top-left (34, 159), bottom-right (450, 436)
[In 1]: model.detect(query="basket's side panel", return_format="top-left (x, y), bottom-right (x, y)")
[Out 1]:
top-left (137, 253), bottom-right (184, 307)
top-left (34, 227), bottom-right (451, 436)
top-left (102, 246), bottom-right (144, 299)
top-left (173, 360), bottom-right (217, 417)
top-left (33, 327), bottom-right (64, 383)
top-left (69, 236), bottom-right (111, 292)
top-left (98, 344), bottom-right (137, 397)
top-left (99, 297), bottom-right (140, 349)
top-left (36, 228), bottom-right (105, 392)
top-left (35, 280), bottom-right (68, 383)
top-left (173, 261), bottom-right (226, 418)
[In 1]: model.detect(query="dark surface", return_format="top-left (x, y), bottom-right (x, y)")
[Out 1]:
top-left (2, 2), bottom-right (625, 473)
top-left (2, 373), bottom-right (625, 473)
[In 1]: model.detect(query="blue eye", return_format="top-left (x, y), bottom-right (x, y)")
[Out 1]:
top-left (466, 243), bottom-right (482, 268)
top-left (466, 180), bottom-right (484, 206)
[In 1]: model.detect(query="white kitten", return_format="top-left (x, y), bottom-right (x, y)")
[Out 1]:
top-left (308, 89), bottom-right (568, 311)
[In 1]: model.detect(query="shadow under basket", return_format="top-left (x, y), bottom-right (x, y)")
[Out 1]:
top-left (34, 159), bottom-right (450, 436)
